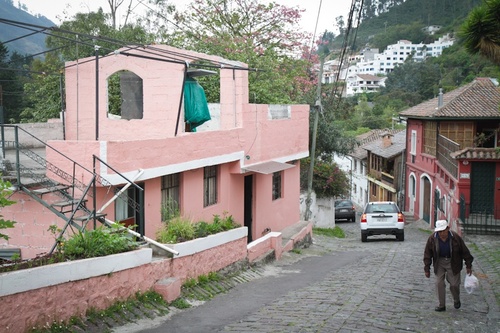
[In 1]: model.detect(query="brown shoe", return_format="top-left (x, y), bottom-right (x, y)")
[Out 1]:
top-left (435, 306), bottom-right (446, 312)
top-left (454, 301), bottom-right (461, 309)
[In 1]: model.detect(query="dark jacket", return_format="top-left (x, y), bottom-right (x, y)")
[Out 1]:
top-left (423, 231), bottom-right (474, 275)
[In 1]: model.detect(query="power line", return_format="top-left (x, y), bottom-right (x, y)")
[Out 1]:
top-left (0, 18), bottom-right (256, 72)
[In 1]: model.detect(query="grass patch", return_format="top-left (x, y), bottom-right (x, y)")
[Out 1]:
top-left (419, 228), bottom-right (433, 234)
top-left (29, 291), bottom-right (168, 333)
top-left (313, 226), bottom-right (345, 238)
top-left (170, 298), bottom-right (191, 309)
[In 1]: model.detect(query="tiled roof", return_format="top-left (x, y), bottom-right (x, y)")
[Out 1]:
top-left (399, 78), bottom-right (500, 119)
top-left (450, 148), bottom-right (500, 160)
top-left (362, 130), bottom-right (406, 159)
top-left (349, 129), bottom-right (404, 160)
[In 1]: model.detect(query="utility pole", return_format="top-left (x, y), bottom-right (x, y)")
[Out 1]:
top-left (305, 56), bottom-right (325, 221)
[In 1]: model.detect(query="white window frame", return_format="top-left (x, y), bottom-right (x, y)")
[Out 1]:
top-left (410, 130), bottom-right (417, 155)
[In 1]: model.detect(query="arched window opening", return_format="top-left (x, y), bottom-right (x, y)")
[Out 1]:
top-left (107, 70), bottom-right (144, 120)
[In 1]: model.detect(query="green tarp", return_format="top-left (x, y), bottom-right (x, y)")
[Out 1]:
top-left (183, 77), bottom-right (211, 132)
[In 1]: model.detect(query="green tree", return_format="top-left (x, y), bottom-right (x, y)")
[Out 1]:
top-left (18, 9), bottom-right (154, 122)
top-left (300, 158), bottom-right (350, 199)
top-left (0, 43), bottom-right (25, 123)
top-left (460, 0), bottom-right (500, 64)
top-left (383, 60), bottom-right (441, 101)
top-left (371, 22), bottom-right (431, 52)
top-left (45, 9), bottom-right (154, 62)
top-left (170, 0), bottom-right (315, 104)
top-left (19, 53), bottom-right (64, 122)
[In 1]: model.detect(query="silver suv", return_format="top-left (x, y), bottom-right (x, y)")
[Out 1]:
top-left (360, 201), bottom-right (405, 242)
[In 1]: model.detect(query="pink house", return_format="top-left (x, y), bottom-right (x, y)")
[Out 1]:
top-left (400, 78), bottom-right (500, 234)
top-left (0, 44), bottom-right (310, 259)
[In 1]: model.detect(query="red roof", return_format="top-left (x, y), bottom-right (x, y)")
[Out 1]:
top-left (399, 78), bottom-right (500, 118)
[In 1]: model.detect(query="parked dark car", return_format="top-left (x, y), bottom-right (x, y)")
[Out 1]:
top-left (334, 199), bottom-right (356, 222)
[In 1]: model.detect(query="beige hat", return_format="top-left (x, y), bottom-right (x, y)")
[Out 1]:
top-left (435, 220), bottom-right (448, 232)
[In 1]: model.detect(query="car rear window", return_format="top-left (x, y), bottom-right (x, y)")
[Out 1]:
top-left (365, 204), bottom-right (398, 213)
top-left (335, 200), bottom-right (352, 207)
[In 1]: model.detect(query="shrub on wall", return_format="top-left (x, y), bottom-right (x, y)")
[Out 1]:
top-left (156, 212), bottom-right (239, 244)
top-left (62, 223), bottom-right (139, 260)
top-left (0, 178), bottom-right (16, 241)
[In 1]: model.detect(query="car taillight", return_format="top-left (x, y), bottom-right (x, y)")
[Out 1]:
top-left (398, 213), bottom-right (405, 222)
top-left (360, 213), bottom-right (367, 223)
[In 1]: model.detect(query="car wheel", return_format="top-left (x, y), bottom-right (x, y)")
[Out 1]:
top-left (397, 232), bottom-right (404, 241)
top-left (361, 233), bottom-right (367, 242)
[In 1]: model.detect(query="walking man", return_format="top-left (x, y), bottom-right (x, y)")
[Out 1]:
top-left (423, 219), bottom-right (474, 311)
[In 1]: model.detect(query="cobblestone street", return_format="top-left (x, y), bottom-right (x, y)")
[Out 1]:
top-left (118, 216), bottom-right (500, 333)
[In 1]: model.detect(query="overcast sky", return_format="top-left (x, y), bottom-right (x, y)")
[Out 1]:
top-left (18, 0), bottom-right (353, 36)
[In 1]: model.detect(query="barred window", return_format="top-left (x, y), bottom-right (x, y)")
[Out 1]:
top-left (204, 166), bottom-right (218, 207)
top-left (161, 173), bottom-right (180, 220)
top-left (423, 121), bottom-right (437, 156)
top-left (272, 171), bottom-right (282, 200)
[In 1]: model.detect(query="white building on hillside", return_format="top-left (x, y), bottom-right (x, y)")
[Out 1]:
top-left (334, 34), bottom-right (454, 96)
top-left (346, 74), bottom-right (387, 96)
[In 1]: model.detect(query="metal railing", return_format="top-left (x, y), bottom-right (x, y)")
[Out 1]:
top-left (0, 124), bottom-right (140, 231)
top-left (437, 135), bottom-right (459, 178)
top-left (459, 195), bottom-right (500, 235)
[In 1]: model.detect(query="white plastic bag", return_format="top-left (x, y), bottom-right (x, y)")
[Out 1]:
top-left (464, 273), bottom-right (479, 294)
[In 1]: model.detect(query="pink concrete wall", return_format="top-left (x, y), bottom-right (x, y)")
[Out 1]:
top-left (64, 46), bottom-right (249, 141)
top-left (404, 119), bottom-right (463, 233)
top-left (0, 192), bottom-right (65, 259)
top-left (0, 237), bottom-right (247, 333)
top-left (1, 44), bottom-right (309, 259)
top-left (253, 164), bottom-right (301, 237)
top-left (0, 185), bottom-right (131, 258)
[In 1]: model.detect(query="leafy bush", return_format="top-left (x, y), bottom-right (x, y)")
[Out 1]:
top-left (156, 212), bottom-right (239, 244)
top-left (156, 216), bottom-right (195, 243)
top-left (0, 224), bottom-right (139, 273)
top-left (0, 178), bottom-right (16, 241)
top-left (194, 221), bottom-right (211, 238)
top-left (213, 213), bottom-right (239, 231)
top-left (160, 197), bottom-right (180, 222)
top-left (62, 224), bottom-right (138, 260)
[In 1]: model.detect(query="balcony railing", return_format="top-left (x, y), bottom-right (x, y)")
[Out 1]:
top-left (381, 172), bottom-right (394, 186)
top-left (437, 135), bottom-right (459, 178)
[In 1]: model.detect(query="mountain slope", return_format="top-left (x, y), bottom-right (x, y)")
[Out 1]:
top-left (0, 0), bottom-right (55, 56)
top-left (344, 0), bottom-right (482, 50)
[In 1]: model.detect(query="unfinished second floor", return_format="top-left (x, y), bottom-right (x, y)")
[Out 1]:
top-left (47, 45), bottom-right (309, 185)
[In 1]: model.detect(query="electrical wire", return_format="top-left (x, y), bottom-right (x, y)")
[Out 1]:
top-left (309, 0), bottom-right (323, 58)
top-left (0, 17), bottom-right (257, 74)
top-left (330, 0), bottom-right (364, 108)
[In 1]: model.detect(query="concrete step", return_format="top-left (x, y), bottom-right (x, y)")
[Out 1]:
top-left (403, 212), bottom-right (418, 224)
